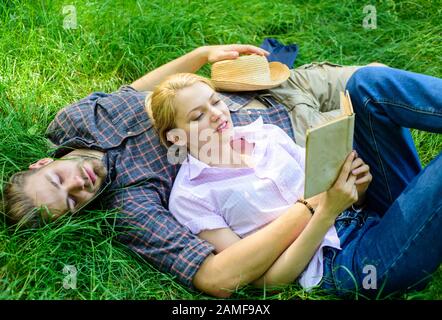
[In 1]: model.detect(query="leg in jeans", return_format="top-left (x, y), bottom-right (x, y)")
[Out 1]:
top-left (349, 66), bottom-right (442, 215)
top-left (331, 66), bottom-right (442, 298)
top-left (334, 152), bottom-right (442, 298)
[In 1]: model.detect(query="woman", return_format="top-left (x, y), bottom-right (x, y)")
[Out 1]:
top-left (147, 71), bottom-right (442, 298)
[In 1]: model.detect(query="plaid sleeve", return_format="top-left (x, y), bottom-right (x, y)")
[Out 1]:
top-left (45, 85), bottom-right (143, 147)
top-left (46, 91), bottom-right (109, 146)
top-left (108, 185), bottom-right (215, 289)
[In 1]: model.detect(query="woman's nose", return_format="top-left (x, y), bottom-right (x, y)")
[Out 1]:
top-left (210, 108), bottom-right (222, 122)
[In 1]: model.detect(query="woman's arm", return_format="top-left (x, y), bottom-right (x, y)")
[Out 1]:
top-left (193, 202), bottom-right (313, 298)
top-left (251, 152), bottom-right (361, 287)
top-left (251, 207), bottom-right (335, 287)
top-left (131, 44), bottom-right (269, 92)
top-left (197, 204), bottom-right (335, 289)
top-left (193, 151), bottom-right (359, 297)
top-left (198, 228), bottom-right (242, 254)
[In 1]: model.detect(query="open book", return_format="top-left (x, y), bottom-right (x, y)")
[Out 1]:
top-left (304, 90), bottom-right (355, 199)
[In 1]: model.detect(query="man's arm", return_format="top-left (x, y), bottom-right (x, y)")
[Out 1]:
top-left (130, 44), bottom-right (269, 91)
top-left (111, 186), bottom-right (217, 289)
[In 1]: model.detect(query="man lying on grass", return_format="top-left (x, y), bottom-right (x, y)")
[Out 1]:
top-left (2, 44), bottom-right (441, 299)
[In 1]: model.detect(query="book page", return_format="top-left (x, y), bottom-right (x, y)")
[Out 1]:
top-left (304, 92), bottom-right (355, 198)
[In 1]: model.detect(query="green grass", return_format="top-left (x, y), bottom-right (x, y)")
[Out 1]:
top-left (0, 0), bottom-right (441, 300)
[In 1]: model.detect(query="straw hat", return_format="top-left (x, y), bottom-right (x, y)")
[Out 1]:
top-left (210, 54), bottom-right (290, 92)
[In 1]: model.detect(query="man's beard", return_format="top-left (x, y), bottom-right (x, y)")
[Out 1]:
top-left (65, 155), bottom-right (108, 191)
top-left (73, 156), bottom-right (108, 209)
top-left (81, 157), bottom-right (107, 179)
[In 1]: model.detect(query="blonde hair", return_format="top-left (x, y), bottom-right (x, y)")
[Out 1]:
top-left (147, 73), bottom-right (215, 147)
top-left (1, 169), bottom-right (41, 228)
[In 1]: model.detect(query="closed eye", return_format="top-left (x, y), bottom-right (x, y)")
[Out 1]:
top-left (56, 173), bottom-right (63, 184)
top-left (45, 173), bottom-right (74, 213)
top-left (57, 174), bottom-right (77, 210)
top-left (193, 113), bottom-right (204, 121)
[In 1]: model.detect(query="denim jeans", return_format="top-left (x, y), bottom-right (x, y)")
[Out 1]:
top-left (319, 66), bottom-right (442, 299)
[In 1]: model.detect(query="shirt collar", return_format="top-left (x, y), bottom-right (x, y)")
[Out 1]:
top-left (187, 116), bottom-right (265, 181)
top-left (187, 153), bottom-right (211, 181)
top-left (232, 116), bottom-right (265, 143)
top-left (218, 91), bottom-right (259, 112)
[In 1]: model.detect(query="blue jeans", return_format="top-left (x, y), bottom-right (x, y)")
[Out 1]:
top-left (319, 66), bottom-right (442, 299)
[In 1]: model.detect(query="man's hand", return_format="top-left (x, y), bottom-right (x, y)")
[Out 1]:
top-left (199, 44), bottom-right (269, 64)
top-left (131, 44), bottom-right (269, 92)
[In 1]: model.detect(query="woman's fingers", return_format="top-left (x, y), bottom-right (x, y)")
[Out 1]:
top-left (352, 164), bottom-right (370, 176)
top-left (355, 173), bottom-right (373, 184)
top-left (351, 175), bottom-right (359, 199)
top-left (336, 151), bottom-right (356, 185)
top-left (350, 158), bottom-right (364, 171)
top-left (345, 174), bottom-right (359, 203)
top-left (324, 152), bottom-right (360, 215)
top-left (347, 172), bottom-right (357, 186)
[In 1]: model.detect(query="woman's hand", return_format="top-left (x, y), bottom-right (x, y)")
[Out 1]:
top-left (199, 44), bottom-right (269, 64)
top-left (305, 192), bottom-right (325, 210)
top-left (317, 151), bottom-right (359, 221)
top-left (350, 151), bottom-right (372, 204)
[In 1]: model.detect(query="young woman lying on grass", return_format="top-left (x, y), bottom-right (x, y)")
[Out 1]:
top-left (147, 71), bottom-right (442, 298)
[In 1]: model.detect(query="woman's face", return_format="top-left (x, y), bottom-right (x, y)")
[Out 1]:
top-left (171, 81), bottom-right (233, 164)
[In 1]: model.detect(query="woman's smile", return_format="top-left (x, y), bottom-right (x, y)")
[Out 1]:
top-left (215, 120), bottom-right (230, 133)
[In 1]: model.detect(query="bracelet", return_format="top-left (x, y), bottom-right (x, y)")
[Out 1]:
top-left (296, 199), bottom-right (315, 215)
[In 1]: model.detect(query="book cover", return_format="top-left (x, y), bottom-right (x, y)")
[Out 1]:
top-left (304, 91), bottom-right (355, 199)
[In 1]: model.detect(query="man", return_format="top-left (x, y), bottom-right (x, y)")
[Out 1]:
top-left (2, 44), bottom-right (440, 298)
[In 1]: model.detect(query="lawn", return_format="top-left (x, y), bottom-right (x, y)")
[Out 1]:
top-left (0, 0), bottom-right (441, 300)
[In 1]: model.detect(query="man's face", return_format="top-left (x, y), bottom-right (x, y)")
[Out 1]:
top-left (24, 155), bottom-right (107, 219)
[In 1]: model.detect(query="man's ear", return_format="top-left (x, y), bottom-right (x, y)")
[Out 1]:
top-left (29, 158), bottom-right (54, 170)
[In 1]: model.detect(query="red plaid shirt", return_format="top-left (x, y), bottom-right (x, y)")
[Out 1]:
top-left (46, 85), bottom-right (294, 289)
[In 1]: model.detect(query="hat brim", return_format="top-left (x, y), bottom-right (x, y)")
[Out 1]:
top-left (212, 62), bottom-right (291, 92)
